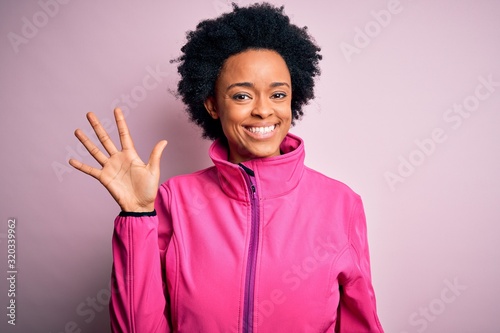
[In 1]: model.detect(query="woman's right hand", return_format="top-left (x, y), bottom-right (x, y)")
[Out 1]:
top-left (69, 108), bottom-right (167, 212)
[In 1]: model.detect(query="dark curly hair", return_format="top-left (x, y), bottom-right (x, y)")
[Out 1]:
top-left (175, 2), bottom-right (322, 140)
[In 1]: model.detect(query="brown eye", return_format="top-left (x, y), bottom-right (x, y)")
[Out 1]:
top-left (233, 93), bottom-right (251, 100)
top-left (271, 92), bottom-right (287, 99)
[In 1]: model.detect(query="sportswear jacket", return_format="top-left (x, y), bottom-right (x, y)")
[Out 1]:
top-left (110, 133), bottom-right (384, 332)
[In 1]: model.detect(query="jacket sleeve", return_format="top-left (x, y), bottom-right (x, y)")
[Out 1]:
top-left (109, 185), bottom-right (173, 333)
top-left (336, 197), bottom-right (384, 333)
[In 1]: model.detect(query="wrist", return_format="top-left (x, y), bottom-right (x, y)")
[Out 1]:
top-left (119, 210), bottom-right (156, 217)
top-left (120, 202), bottom-right (155, 213)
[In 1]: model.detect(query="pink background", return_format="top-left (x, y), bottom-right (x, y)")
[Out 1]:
top-left (1, 0), bottom-right (499, 332)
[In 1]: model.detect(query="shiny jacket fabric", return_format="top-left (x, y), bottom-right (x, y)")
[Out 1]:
top-left (110, 133), bottom-right (384, 332)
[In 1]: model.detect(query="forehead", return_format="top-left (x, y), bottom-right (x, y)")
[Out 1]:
top-left (218, 49), bottom-right (291, 83)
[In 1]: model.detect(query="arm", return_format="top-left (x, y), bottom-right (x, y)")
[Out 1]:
top-left (336, 198), bottom-right (384, 333)
top-left (110, 211), bottom-right (171, 332)
top-left (69, 108), bottom-right (170, 332)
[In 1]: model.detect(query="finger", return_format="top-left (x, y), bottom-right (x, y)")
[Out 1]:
top-left (147, 140), bottom-right (168, 172)
top-left (74, 129), bottom-right (109, 166)
top-left (86, 112), bottom-right (119, 155)
top-left (114, 108), bottom-right (135, 151)
top-left (68, 158), bottom-right (102, 180)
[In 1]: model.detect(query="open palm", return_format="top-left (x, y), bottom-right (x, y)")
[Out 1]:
top-left (69, 108), bottom-right (167, 212)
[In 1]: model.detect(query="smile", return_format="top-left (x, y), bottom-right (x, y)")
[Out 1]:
top-left (244, 124), bottom-right (277, 134)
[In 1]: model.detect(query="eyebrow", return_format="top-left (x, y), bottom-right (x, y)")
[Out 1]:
top-left (225, 81), bottom-right (290, 91)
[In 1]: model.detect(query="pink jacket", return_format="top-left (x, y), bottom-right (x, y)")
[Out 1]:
top-left (110, 133), bottom-right (384, 332)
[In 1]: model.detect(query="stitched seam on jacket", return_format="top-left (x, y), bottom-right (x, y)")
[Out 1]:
top-left (346, 198), bottom-right (361, 283)
top-left (322, 243), bottom-right (350, 332)
top-left (172, 234), bottom-right (180, 331)
top-left (344, 199), bottom-right (384, 332)
top-left (128, 220), bottom-right (136, 332)
top-left (326, 243), bottom-right (351, 290)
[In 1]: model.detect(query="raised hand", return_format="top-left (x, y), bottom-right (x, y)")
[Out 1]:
top-left (69, 108), bottom-right (167, 212)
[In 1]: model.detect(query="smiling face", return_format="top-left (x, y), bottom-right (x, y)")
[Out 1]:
top-left (204, 49), bottom-right (292, 164)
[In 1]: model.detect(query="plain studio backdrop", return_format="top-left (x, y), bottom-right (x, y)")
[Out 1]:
top-left (1, 0), bottom-right (499, 332)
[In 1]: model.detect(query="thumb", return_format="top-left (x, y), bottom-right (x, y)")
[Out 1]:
top-left (147, 140), bottom-right (168, 172)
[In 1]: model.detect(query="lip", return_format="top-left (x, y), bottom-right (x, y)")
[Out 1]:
top-left (243, 123), bottom-right (279, 139)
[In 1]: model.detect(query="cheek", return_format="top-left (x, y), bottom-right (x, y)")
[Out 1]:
top-left (220, 112), bottom-right (242, 127)
top-left (218, 111), bottom-right (245, 135)
top-left (218, 105), bottom-right (249, 127)
top-left (279, 106), bottom-right (293, 122)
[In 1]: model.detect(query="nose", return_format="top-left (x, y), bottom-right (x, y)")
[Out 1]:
top-left (251, 96), bottom-right (273, 118)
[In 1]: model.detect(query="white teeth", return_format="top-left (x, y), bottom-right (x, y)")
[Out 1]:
top-left (247, 125), bottom-right (276, 134)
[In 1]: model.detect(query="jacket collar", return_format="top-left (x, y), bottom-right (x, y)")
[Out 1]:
top-left (209, 133), bottom-right (305, 201)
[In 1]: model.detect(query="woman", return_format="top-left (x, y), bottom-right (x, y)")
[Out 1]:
top-left (69, 3), bottom-right (384, 332)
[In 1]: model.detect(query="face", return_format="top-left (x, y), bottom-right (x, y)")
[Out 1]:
top-left (205, 49), bottom-right (292, 164)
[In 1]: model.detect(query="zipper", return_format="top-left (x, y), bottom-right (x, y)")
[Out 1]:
top-left (239, 163), bottom-right (259, 333)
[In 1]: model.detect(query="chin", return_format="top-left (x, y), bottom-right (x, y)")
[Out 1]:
top-left (248, 147), bottom-right (280, 160)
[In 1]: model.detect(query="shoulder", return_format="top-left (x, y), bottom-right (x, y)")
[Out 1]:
top-left (156, 166), bottom-right (219, 210)
top-left (303, 166), bottom-right (361, 201)
top-left (160, 166), bottom-right (218, 191)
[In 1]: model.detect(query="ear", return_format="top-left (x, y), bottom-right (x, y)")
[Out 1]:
top-left (204, 97), bottom-right (219, 119)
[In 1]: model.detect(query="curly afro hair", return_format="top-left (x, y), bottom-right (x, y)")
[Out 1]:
top-left (175, 2), bottom-right (322, 140)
